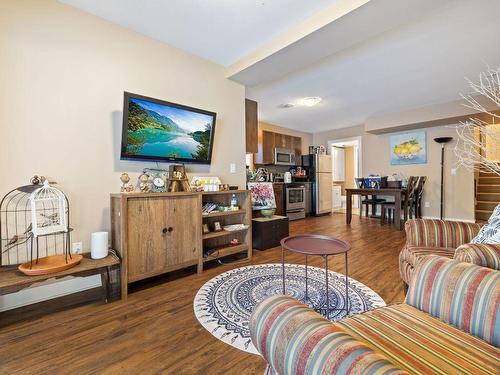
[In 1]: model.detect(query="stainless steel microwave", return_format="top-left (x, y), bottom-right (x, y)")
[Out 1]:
top-left (274, 148), bottom-right (296, 165)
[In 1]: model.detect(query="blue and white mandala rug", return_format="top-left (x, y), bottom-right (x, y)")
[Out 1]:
top-left (193, 263), bottom-right (385, 354)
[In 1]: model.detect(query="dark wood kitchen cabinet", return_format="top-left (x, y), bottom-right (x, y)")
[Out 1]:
top-left (245, 99), bottom-right (258, 153)
top-left (261, 130), bottom-right (302, 165)
top-left (252, 216), bottom-right (289, 250)
top-left (292, 136), bottom-right (302, 161)
top-left (273, 183), bottom-right (285, 216)
top-left (262, 130), bottom-right (275, 164)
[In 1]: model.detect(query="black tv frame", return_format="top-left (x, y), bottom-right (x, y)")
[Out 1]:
top-left (120, 91), bottom-right (217, 165)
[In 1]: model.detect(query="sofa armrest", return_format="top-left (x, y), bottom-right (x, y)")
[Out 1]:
top-left (454, 243), bottom-right (500, 270)
top-left (250, 295), bottom-right (406, 375)
top-left (404, 219), bottom-right (481, 249)
top-left (406, 256), bottom-right (499, 346)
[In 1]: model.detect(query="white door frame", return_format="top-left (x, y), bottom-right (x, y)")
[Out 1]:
top-left (327, 136), bottom-right (362, 177)
top-left (328, 136), bottom-right (362, 210)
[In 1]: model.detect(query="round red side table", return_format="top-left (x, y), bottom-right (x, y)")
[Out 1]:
top-left (280, 234), bottom-right (351, 318)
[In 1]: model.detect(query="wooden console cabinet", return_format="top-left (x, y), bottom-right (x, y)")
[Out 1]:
top-left (110, 190), bottom-right (251, 298)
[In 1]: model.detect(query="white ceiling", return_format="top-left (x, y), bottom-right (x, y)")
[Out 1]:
top-left (245, 0), bottom-right (500, 132)
top-left (61, 0), bottom-right (500, 134)
top-left (60, 0), bottom-right (341, 66)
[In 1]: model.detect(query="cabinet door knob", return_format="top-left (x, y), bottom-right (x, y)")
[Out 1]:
top-left (162, 227), bottom-right (174, 234)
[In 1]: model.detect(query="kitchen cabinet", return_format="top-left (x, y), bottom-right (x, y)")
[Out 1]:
top-left (292, 136), bottom-right (302, 161)
top-left (261, 131), bottom-right (302, 165)
top-left (275, 133), bottom-right (293, 149)
top-left (262, 130), bottom-right (275, 164)
top-left (273, 183), bottom-right (285, 216)
top-left (245, 99), bottom-right (258, 153)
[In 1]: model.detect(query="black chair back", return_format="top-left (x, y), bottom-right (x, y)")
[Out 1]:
top-left (407, 176), bottom-right (418, 201)
top-left (416, 176), bottom-right (427, 199)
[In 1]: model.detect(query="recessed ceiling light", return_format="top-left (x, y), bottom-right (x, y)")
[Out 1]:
top-left (297, 97), bottom-right (322, 107)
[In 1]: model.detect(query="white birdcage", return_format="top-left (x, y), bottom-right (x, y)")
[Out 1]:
top-left (29, 181), bottom-right (68, 237)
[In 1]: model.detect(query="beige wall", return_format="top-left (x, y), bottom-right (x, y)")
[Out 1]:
top-left (314, 125), bottom-right (475, 221)
top-left (0, 0), bottom-right (246, 250)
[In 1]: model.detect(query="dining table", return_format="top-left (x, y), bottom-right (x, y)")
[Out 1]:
top-left (345, 187), bottom-right (409, 230)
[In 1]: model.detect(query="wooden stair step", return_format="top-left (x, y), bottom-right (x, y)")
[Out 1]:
top-left (479, 170), bottom-right (499, 177)
top-left (477, 184), bottom-right (500, 193)
top-left (478, 176), bottom-right (500, 184)
top-left (477, 192), bottom-right (500, 201)
top-left (476, 201), bottom-right (498, 211)
top-left (475, 209), bottom-right (494, 221)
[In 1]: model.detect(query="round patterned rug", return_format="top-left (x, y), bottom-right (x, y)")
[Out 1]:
top-left (193, 263), bottom-right (385, 354)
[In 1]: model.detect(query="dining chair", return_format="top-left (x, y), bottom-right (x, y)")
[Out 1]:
top-left (355, 178), bottom-right (386, 217)
top-left (414, 176), bottom-right (427, 218)
top-left (379, 176), bottom-right (417, 224)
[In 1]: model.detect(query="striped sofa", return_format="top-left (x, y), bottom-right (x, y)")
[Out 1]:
top-left (250, 256), bottom-right (499, 375)
top-left (399, 219), bottom-right (500, 286)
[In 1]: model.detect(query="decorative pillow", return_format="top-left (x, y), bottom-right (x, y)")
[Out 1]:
top-left (471, 204), bottom-right (500, 244)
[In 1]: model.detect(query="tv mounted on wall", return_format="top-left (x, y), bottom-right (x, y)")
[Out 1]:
top-left (121, 92), bottom-right (216, 164)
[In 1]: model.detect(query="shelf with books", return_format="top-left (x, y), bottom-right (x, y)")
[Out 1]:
top-left (200, 191), bottom-right (252, 269)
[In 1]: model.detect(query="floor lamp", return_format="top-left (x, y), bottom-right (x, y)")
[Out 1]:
top-left (434, 137), bottom-right (453, 220)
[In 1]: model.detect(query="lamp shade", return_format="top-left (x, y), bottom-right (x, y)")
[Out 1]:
top-left (434, 137), bottom-right (453, 144)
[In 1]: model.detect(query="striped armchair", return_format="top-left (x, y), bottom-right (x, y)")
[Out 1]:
top-left (250, 257), bottom-right (499, 375)
top-left (399, 219), bottom-right (500, 286)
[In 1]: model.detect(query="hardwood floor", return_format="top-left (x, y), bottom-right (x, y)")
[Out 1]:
top-left (0, 214), bottom-right (406, 374)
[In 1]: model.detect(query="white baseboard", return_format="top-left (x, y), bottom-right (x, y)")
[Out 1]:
top-left (0, 275), bottom-right (101, 312)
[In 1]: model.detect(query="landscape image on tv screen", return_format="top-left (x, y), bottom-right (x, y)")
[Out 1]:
top-left (122, 94), bottom-right (215, 163)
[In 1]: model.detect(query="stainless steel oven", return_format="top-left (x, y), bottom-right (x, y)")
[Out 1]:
top-left (285, 184), bottom-right (306, 220)
top-left (274, 148), bottom-right (296, 166)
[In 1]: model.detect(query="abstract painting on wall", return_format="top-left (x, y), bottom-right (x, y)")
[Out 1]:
top-left (390, 131), bottom-right (427, 165)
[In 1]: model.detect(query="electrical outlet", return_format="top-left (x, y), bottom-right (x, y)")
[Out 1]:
top-left (230, 163), bottom-right (236, 173)
top-left (72, 242), bottom-right (83, 253)
top-left (424, 202), bottom-right (430, 208)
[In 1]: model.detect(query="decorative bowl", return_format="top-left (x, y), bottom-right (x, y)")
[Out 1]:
top-left (261, 209), bottom-right (275, 218)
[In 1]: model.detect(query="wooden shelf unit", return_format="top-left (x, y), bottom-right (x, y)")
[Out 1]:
top-left (202, 228), bottom-right (248, 240)
top-left (202, 244), bottom-right (249, 263)
top-left (201, 190), bottom-right (252, 270)
top-left (202, 209), bottom-right (246, 219)
top-left (110, 190), bottom-right (252, 297)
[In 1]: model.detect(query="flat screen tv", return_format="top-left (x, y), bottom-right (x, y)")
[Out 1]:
top-left (121, 92), bottom-right (216, 164)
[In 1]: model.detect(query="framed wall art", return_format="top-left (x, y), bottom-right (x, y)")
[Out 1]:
top-left (390, 131), bottom-right (427, 165)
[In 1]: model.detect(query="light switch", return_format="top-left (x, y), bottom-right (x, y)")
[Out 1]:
top-left (230, 163), bottom-right (236, 173)
top-left (425, 202), bottom-right (430, 208)
top-left (451, 168), bottom-right (457, 175)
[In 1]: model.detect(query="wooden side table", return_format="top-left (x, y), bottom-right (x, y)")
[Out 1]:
top-left (252, 215), bottom-right (289, 250)
top-left (0, 253), bottom-right (121, 303)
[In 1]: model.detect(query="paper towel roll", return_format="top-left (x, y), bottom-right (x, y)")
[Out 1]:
top-left (91, 231), bottom-right (108, 259)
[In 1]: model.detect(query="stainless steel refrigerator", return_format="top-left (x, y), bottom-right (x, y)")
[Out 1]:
top-left (302, 154), bottom-right (333, 215)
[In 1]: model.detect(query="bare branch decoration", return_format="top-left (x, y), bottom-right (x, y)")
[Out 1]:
top-left (453, 66), bottom-right (500, 176)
